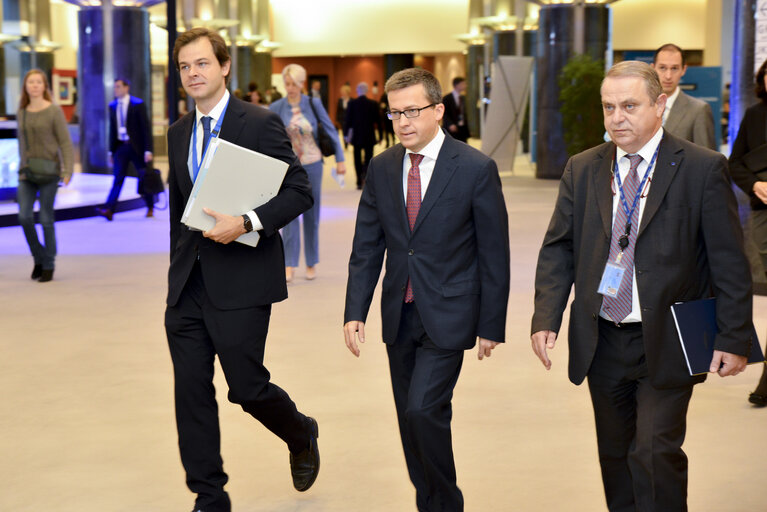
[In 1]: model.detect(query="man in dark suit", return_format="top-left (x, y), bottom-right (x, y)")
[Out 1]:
top-left (97, 78), bottom-right (154, 220)
top-left (344, 81), bottom-right (381, 189)
top-left (441, 77), bottom-right (470, 143)
top-left (652, 43), bottom-right (716, 150)
top-left (344, 68), bottom-right (510, 511)
top-left (532, 61), bottom-right (753, 512)
top-left (166, 28), bottom-right (319, 512)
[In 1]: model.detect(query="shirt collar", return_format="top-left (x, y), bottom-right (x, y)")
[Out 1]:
top-left (196, 89), bottom-right (230, 127)
top-left (616, 127), bottom-right (664, 165)
top-left (665, 86), bottom-right (681, 110)
top-left (405, 127), bottom-right (445, 162)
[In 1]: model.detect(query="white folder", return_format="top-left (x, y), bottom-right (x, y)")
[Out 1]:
top-left (181, 138), bottom-right (289, 247)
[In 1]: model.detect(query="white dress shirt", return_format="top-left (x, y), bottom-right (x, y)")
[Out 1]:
top-left (600, 127), bottom-right (664, 323)
top-left (187, 90), bottom-right (263, 231)
top-left (117, 94), bottom-right (130, 141)
top-left (402, 128), bottom-right (445, 201)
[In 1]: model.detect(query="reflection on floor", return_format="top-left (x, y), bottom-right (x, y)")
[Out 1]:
top-left (0, 148), bottom-right (764, 512)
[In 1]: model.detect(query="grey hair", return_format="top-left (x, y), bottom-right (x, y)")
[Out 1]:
top-left (384, 68), bottom-right (442, 104)
top-left (603, 60), bottom-right (663, 105)
top-left (356, 82), bottom-right (369, 95)
top-left (282, 64), bottom-right (307, 88)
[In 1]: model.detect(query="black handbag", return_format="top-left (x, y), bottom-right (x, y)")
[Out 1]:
top-left (139, 166), bottom-right (165, 196)
top-left (307, 97), bottom-right (336, 157)
top-left (19, 110), bottom-right (60, 185)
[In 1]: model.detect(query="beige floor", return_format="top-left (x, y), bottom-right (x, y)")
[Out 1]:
top-left (0, 149), bottom-right (765, 512)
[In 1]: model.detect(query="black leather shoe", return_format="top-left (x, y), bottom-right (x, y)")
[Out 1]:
top-left (749, 392), bottom-right (767, 407)
top-left (290, 417), bottom-right (320, 492)
top-left (31, 264), bottom-right (42, 279)
top-left (38, 269), bottom-right (54, 282)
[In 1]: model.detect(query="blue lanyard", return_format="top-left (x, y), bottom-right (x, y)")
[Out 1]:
top-left (191, 97), bottom-right (230, 179)
top-left (612, 142), bottom-right (661, 251)
top-left (614, 143), bottom-right (660, 223)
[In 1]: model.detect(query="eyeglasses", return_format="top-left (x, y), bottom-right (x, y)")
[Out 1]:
top-left (386, 103), bottom-right (437, 120)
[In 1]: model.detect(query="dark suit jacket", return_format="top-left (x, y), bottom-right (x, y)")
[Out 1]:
top-left (344, 132), bottom-right (510, 350)
top-left (442, 92), bottom-right (469, 140)
top-left (344, 95), bottom-right (380, 147)
top-left (166, 97), bottom-right (313, 310)
top-left (665, 91), bottom-right (716, 150)
top-left (729, 101), bottom-right (767, 210)
top-left (109, 96), bottom-right (152, 157)
top-left (532, 132), bottom-right (753, 389)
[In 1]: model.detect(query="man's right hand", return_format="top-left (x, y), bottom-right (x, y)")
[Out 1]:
top-left (343, 321), bottom-right (366, 357)
top-left (754, 182), bottom-right (767, 204)
top-left (531, 330), bottom-right (558, 370)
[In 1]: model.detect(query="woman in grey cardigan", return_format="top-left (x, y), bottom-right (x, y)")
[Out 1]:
top-left (17, 69), bottom-right (74, 282)
top-left (270, 64), bottom-right (346, 282)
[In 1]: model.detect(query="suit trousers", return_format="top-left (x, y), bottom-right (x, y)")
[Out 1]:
top-left (387, 302), bottom-right (465, 512)
top-left (588, 319), bottom-right (694, 512)
top-left (105, 142), bottom-right (153, 210)
top-left (353, 143), bottom-right (374, 189)
top-left (750, 208), bottom-right (767, 272)
top-left (165, 263), bottom-right (311, 512)
top-left (282, 159), bottom-right (322, 268)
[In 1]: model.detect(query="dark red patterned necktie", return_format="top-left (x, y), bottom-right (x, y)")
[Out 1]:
top-left (404, 153), bottom-right (424, 302)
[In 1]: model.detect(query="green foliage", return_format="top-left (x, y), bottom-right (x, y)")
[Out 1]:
top-left (558, 54), bottom-right (605, 156)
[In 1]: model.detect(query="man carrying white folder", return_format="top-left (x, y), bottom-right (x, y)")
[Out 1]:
top-left (165, 28), bottom-right (319, 512)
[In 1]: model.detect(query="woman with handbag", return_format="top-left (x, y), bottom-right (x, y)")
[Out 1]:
top-left (729, 57), bottom-right (767, 407)
top-left (16, 69), bottom-right (74, 283)
top-left (270, 64), bottom-right (346, 282)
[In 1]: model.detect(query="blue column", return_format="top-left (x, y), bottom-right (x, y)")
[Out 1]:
top-left (534, 4), bottom-right (609, 179)
top-left (78, 6), bottom-right (151, 174)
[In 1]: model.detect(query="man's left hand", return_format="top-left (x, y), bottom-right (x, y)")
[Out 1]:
top-left (478, 337), bottom-right (499, 360)
top-left (709, 350), bottom-right (748, 377)
top-left (202, 208), bottom-right (246, 244)
top-left (144, 151), bottom-right (153, 163)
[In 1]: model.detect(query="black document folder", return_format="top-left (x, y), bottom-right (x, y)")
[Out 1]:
top-left (670, 298), bottom-right (764, 376)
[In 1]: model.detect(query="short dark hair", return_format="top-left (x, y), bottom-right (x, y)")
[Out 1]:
top-left (115, 78), bottom-right (130, 87)
top-left (452, 77), bottom-right (465, 88)
top-left (248, 81), bottom-right (258, 93)
top-left (755, 58), bottom-right (767, 102)
top-left (653, 43), bottom-right (686, 66)
top-left (385, 68), bottom-right (442, 104)
top-left (173, 27), bottom-right (230, 72)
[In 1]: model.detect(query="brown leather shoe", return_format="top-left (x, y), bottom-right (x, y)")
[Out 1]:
top-left (38, 269), bottom-right (54, 282)
top-left (290, 417), bottom-right (319, 492)
top-left (146, 207), bottom-right (154, 218)
top-left (96, 207), bottom-right (113, 221)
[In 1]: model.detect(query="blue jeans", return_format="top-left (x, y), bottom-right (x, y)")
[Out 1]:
top-left (283, 160), bottom-right (323, 268)
top-left (17, 178), bottom-right (59, 269)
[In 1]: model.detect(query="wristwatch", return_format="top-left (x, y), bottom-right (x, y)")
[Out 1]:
top-left (242, 214), bottom-right (253, 233)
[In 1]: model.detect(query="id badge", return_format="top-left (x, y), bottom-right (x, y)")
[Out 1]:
top-left (598, 262), bottom-right (626, 298)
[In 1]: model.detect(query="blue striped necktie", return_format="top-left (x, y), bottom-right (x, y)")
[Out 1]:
top-left (601, 154), bottom-right (643, 323)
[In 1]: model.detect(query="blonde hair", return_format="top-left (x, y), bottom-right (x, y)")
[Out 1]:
top-left (20, 69), bottom-right (53, 110)
top-left (282, 64), bottom-right (307, 89)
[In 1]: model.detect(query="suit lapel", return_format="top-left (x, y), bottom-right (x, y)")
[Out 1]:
top-left (593, 143), bottom-right (615, 238)
top-left (411, 135), bottom-right (459, 235)
top-left (385, 145), bottom-right (411, 234)
top-left (218, 97), bottom-right (247, 145)
top-left (637, 135), bottom-right (682, 237)
top-left (176, 112), bottom-right (195, 197)
top-left (664, 92), bottom-right (688, 133)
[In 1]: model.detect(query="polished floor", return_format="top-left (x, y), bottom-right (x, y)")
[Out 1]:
top-left (0, 149), bottom-right (765, 512)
